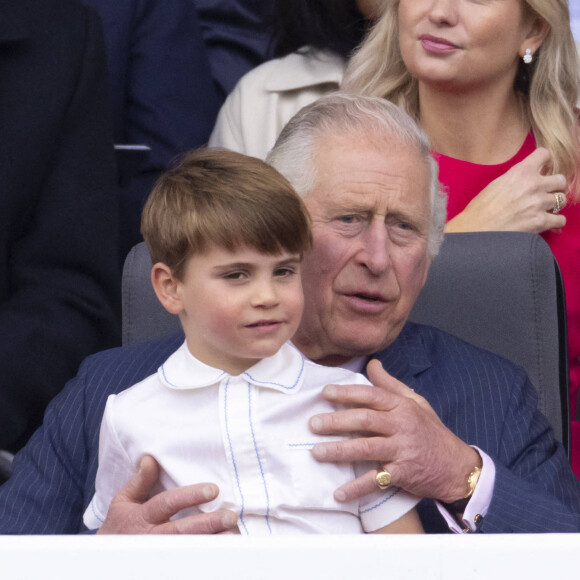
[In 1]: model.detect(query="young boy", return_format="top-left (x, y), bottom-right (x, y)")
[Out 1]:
top-left (83, 148), bottom-right (422, 535)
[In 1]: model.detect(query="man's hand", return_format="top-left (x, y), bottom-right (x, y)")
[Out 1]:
top-left (97, 455), bottom-right (238, 534)
top-left (309, 359), bottom-right (481, 504)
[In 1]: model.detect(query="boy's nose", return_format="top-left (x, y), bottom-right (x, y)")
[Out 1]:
top-left (251, 281), bottom-right (279, 308)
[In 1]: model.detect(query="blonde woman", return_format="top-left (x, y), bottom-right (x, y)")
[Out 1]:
top-left (343, 0), bottom-right (580, 478)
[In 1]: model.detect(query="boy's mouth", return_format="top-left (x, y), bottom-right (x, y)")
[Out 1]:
top-left (246, 320), bottom-right (282, 328)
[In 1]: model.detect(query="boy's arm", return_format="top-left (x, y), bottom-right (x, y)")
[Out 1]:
top-left (83, 395), bottom-right (135, 530)
top-left (372, 507), bottom-right (424, 534)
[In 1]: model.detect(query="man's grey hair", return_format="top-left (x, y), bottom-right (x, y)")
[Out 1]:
top-left (266, 92), bottom-right (446, 258)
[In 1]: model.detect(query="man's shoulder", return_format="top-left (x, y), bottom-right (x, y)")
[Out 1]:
top-left (377, 321), bottom-right (522, 378)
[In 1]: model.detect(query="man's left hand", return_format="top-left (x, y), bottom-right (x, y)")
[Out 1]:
top-left (309, 359), bottom-right (481, 503)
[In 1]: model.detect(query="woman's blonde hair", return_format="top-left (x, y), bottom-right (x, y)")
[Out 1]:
top-left (342, 0), bottom-right (580, 201)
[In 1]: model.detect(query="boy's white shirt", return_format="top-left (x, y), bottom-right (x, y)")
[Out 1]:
top-left (84, 341), bottom-right (420, 534)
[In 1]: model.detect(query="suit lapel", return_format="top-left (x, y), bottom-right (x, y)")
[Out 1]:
top-left (370, 322), bottom-right (432, 385)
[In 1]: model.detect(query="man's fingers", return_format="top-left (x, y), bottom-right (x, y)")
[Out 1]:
top-left (310, 408), bottom-right (393, 437)
top-left (334, 469), bottom-right (395, 503)
top-left (311, 436), bottom-right (392, 463)
top-left (156, 509), bottom-right (238, 535)
top-left (115, 455), bottom-right (161, 504)
top-left (141, 482), bottom-right (220, 525)
top-left (366, 359), bottom-right (415, 397)
top-left (310, 360), bottom-right (423, 437)
top-left (100, 456), bottom-right (233, 534)
top-left (317, 361), bottom-right (414, 410)
top-left (319, 383), bottom-right (388, 408)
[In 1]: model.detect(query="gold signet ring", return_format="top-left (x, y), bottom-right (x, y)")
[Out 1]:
top-left (375, 469), bottom-right (392, 490)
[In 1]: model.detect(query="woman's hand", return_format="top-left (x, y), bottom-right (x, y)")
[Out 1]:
top-left (445, 148), bottom-right (567, 234)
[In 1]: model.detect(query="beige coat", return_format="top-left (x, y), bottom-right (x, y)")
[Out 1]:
top-left (209, 48), bottom-right (345, 159)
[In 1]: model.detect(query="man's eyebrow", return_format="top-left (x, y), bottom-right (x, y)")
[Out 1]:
top-left (325, 200), bottom-right (373, 213)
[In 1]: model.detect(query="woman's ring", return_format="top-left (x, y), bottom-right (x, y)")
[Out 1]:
top-left (553, 192), bottom-right (566, 215)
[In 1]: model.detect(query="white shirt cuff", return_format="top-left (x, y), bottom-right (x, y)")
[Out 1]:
top-left (435, 446), bottom-right (495, 533)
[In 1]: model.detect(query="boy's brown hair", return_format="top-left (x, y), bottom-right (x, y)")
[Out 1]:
top-left (141, 148), bottom-right (312, 279)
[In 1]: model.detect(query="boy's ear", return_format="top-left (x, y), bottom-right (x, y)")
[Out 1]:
top-left (151, 263), bottom-right (183, 315)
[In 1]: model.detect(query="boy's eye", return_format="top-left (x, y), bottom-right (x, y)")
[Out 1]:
top-left (274, 267), bottom-right (296, 278)
top-left (223, 271), bottom-right (247, 280)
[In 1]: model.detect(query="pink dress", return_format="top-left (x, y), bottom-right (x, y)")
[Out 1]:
top-left (434, 132), bottom-right (580, 478)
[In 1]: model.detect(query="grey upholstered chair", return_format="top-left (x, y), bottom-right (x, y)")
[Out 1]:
top-left (409, 232), bottom-right (569, 453)
top-left (122, 232), bottom-right (569, 452)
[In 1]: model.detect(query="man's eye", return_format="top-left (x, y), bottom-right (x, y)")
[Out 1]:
top-left (339, 215), bottom-right (356, 223)
top-left (387, 215), bottom-right (415, 233)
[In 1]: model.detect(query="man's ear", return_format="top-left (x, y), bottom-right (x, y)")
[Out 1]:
top-left (151, 262), bottom-right (183, 315)
top-left (519, 15), bottom-right (550, 59)
top-left (420, 257), bottom-right (431, 289)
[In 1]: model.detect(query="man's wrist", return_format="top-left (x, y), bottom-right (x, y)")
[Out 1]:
top-left (436, 447), bottom-right (494, 534)
top-left (439, 448), bottom-right (483, 505)
top-left (440, 462), bottom-right (482, 513)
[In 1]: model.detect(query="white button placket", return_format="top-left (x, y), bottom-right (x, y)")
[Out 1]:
top-left (220, 375), bottom-right (272, 535)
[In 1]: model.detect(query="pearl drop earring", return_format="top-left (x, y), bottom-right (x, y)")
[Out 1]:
top-left (523, 48), bottom-right (533, 64)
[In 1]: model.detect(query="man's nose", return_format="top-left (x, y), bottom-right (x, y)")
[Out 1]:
top-left (357, 221), bottom-right (391, 276)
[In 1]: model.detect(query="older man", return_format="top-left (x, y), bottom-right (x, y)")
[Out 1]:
top-left (1, 94), bottom-right (579, 534)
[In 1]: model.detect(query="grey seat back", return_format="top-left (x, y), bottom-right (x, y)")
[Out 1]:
top-left (122, 232), bottom-right (569, 451)
top-left (122, 243), bottom-right (181, 346)
top-left (410, 232), bottom-right (568, 451)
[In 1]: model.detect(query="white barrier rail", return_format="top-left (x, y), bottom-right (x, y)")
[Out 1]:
top-left (1, 533), bottom-right (579, 580)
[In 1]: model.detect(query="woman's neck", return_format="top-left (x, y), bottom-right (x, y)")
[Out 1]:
top-left (419, 82), bottom-right (529, 165)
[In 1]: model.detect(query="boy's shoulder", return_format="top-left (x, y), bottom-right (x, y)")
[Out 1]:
top-left (79, 332), bottom-right (184, 397)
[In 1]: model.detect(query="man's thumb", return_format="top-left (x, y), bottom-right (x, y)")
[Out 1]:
top-left (117, 454), bottom-right (160, 504)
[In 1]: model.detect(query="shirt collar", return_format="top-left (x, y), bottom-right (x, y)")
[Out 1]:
top-left (264, 47), bottom-right (346, 92)
top-left (338, 355), bottom-right (368, 374)
top-left (158, 341), bottom-right (306, 394)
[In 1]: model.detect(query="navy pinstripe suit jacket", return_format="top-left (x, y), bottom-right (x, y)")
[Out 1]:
top-left (1, 322), bottom-right (579, 533)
